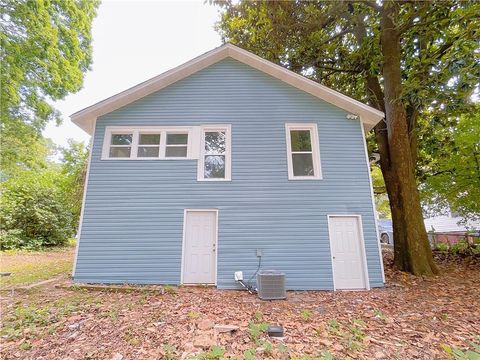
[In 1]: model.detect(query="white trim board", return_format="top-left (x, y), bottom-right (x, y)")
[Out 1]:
top-left (71, 44), bottom-right (384, 134)
top-left (327, 214), bottom-right (370, 291)
top-left (72, 119), bottom-right (96, 277)
top-left (360, 124), bottom-right (385, 283)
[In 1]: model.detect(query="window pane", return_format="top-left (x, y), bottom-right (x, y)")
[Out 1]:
top-left (290, 130), bottom-right (312, 152)
top-left (111, 134), bottom-right (132, 145)
top-left (292, 153), bottom-right (314, 176)
top-left (167, 133), bottom-right (188, 145)
top-left (137, 146), bottom-right (159, 157)
top-left (139, 134), bottom-right (160, 145)
top-left (109, 147), bottom-right (131, 158)
top-left (205, 131), bottom-right (226, 154)
top-left (165, 146), bottom-right (187, 157)
top-left (204, 155), bottom-right (225, 179)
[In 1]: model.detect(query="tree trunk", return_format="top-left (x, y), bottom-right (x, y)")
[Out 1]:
top-left (380, 1), bottom-right (438, 275)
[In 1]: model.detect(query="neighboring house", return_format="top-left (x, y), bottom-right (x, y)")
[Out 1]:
top-left (425, 214), bottom-right (480, 245)
top-left (377, 215), bottom-right (480, 246)
top-left (71, 44), bottom-right (385, 290)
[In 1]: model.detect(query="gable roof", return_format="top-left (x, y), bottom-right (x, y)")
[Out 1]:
top-left (71, 43), bottom-right (384, 134)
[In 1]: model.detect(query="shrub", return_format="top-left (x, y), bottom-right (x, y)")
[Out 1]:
top-left (435, 242), bottom-right (450, 253)
top-left (0, 171), bottom-right (74, 250)
top-left (450, 240), bottom-right (469, 255)
top-left (449, 240), bottom-right (480, 256)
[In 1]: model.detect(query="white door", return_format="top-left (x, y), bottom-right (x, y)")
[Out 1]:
top-left (329, 216), bottom-right (368, 289)
top-left (183, 210), bottom-right (217, 284)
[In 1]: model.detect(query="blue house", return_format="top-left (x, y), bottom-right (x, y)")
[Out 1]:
top-left (71, 44), bottom-right (385, 290)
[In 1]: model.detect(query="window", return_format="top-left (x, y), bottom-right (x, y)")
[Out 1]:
top-left (165, 133), bottom-right (188, 158)
top-left (102, 126), bottom-right (192, 160)
top-left (109, 133), bottom-right (133, 158)
top-left (285, 123), bottom-right (321, 180)
top-left (198, 125), bottom-right (231, 181)
top-left (137, 133), bottom-right (161, 158)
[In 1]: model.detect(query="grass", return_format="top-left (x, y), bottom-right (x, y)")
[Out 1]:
top-left (0, 246), bottom-right (75, 288)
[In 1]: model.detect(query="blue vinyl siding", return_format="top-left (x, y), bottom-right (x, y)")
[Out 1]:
top-left (74, 58), bottom-right (383, 289)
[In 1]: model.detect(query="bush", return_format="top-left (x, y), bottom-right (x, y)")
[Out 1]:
top-left (0, 171), bottom-right (74, 250)
top-left (450, 240), bottom-right (469, 255)
top-left (435, 242), bottom-right (449, 253)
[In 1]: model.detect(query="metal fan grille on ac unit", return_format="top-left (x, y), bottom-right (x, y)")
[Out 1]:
top-left (256, 270), bottom-right (286, 300)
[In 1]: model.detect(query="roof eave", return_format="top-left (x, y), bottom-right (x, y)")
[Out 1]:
top-left (71, 43), bottom-right (384, 135)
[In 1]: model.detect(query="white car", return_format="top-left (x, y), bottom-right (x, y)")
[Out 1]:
top-left (378, 219), bottom-right (393, 245)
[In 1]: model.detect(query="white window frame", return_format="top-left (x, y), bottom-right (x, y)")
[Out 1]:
top-left (285, 123), bottom-right (322, 180)
top-left (197, 124), bottom-right (232, 181)
top-left (137, 130), bottom-right (162, 158)
top-left (107, 130), bottom-right (135, 159)
top-left (164, 131), bottom-right (190, 159)
top-left (102, 126), bottom-right (195, 160)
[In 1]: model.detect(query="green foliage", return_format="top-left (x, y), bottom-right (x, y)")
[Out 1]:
top-left (258, 340), bottom-right (273, 356)
top-left (254, 310), bottom-right (263, 322)
top-left (435, 242), bottom-right (450, 253)
top-left (214, 1), bottom-right (479, 114)
top-left (19, 341), bottom-right (32, 351)
top-left (319, 352), bottom-right (334, 360)
top-left (276, 343), bottom-right (288, 353)
top-left (441, 341), bottom-right (480, 360)
top-left (0, 171), bottom-right (74, 250)
top-left (184, 347), bottom-right (229, 360)
top-left (248, 321), bottom-right (268, 344)
top-left (163, 284), bottom-right (177, 295)
top-left (243, 348), bottom-right (256, 360)
top-left (450, 240), bottom-right (480, 256)
top-left (162, 344), bottom-right (177, 360)
top-left (371, 166), bottom-right (391, 219)
top-left (325, 318), bottom-right (366, 352)
top-left (0, 120), bottom-right (52, 180)
top-left (434, 240), bottom-right (480, 256)
top-left (420, 107), bottom-right (480, 222)
top-left (0, 0), bottom-right (99, 128)
top-left (327, 319), bottom-right (339, 334)
top-left (0, 1), bottom-right (96, 249)
top-left (0, 0), bottom-right (99, 177)
top-left (346, 319), bottom-right (366, 352)
top-left (1, 305), bottom-right (52, 340)
top-left (373, 309), bottom-right (387, 322)
top-left (203, 345), bottom-right (225, 360)
top-left (188, 310), bottom-right (201, 320)
top-left (301, 309), bottom-right (313, 321)
top-left (60, 139), bottom-right (89, 230)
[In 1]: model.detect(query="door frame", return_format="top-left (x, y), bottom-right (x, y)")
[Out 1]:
top-left (181, 209), bottom-right (218, 285)
top-left (327, 214), bottom-right (370, 291)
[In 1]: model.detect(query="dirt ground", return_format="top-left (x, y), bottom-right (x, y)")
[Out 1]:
top-left (0, 251), bottom-right (479, 360)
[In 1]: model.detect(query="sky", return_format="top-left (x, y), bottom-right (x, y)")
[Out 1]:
top-left (43, 0), bottom-right (222, 148)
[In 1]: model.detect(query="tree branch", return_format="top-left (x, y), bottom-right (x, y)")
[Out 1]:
top-left (398, 2), bottom-right (430, 34)
top-left (362, 1), bottom-right (382, 12)
top-left (313, 63), bottom-right (361, 74)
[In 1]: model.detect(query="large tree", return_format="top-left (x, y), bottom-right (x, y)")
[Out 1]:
top-left (0, 0), bottom-right (99, 177)
top-left (214, 0), bottom-right (480, 275)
